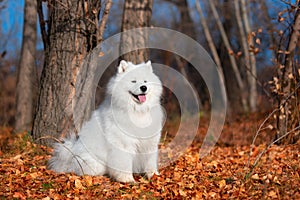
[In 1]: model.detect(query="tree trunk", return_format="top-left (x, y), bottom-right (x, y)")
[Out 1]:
top-left (195, 0), bottom-right (226, 111)
top-left (120, 0), bottom-right (153, 64)
top-left (195, 0), bottom-right (222, 71)
top-left (33, 0), bottom-right (111, 146)
top-left (277, 7), bottom-right (300, 144)
top-left (208, 0), bottom-right (248, 112)
top-left (170, 0), bottom-right (196, 78)
top-left (15, 0), bottom-right (37, 132)
top-left (241, 0), bottom-right (257, 112)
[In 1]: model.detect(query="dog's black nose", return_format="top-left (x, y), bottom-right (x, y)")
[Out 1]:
top-left (140, 85), bottom-right (147, 92)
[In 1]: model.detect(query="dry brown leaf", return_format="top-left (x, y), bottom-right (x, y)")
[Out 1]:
top-left (84, 176), bottom-right (93, 187)
top-left (74, 178), bottom-right (85, 189)
top-left (251, 173), bottom-right (260, 180)
top-left (268, 190), bottom-right (277, 198)
top-left (218, 179), bottom-right (226, 188)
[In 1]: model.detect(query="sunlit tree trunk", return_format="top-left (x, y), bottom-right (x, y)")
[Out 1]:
top-left (208, 0), bottom-right (248, 112)
top-left (120, 0), bottom-right (153, 64)
top-left (15, 0), bottom-right (37, 132)
top-left (241, 0), bottom-right (257, 112)
top-left (234, 0), bottom-right (250, 79)
top-left (195, 0), bottom-right (227, 111)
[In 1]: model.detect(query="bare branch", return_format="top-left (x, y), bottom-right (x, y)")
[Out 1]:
top-left (249, 81), bottom-right (300, 167)
top-left (98, 0), bottom-right (113, 43)
top-left (249, 125), bottom-right (300, 175)
top-left (37, 0), bottom-right (48, 50)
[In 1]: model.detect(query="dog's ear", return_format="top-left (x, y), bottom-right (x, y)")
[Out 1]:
top-left (118, 60), bottom-right (129, 73)
top-left (146, 60), bottom-right (153, 73)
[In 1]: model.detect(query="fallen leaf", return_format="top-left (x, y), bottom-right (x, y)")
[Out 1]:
top-left (84, 176), bottom-right (93, 187)
top-left (75, 178), bottom-right (85, 189)
top-left (30, 172), bottom-right (39, 179)
top-left (218, 179), bottom-right (226, 188)
top-left (251, 174), bottom-right (260, 180)
top-left (179, 189), bottom-right (187, 197)
top-left (13, 192), bottom-right (26, 200)
top-left (268, 190), bottom-right (277, 198)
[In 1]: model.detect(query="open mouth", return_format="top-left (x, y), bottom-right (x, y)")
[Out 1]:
top-left (130, 92), bottom-right (147, 103)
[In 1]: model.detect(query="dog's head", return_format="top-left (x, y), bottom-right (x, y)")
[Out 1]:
top-left (108, 60), bottom-right (162, 112)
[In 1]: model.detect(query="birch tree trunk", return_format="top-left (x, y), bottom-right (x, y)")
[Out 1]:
top-left (234, 0), bottom-right (250, 77)
top-left (15, 0), bottom-right (37, 132)
top-left (120, 0), bottom-right (153, 64)
top-left (241, 0), bottom-right (257, 112)
top-left (195, 0), bottom-right (227, 111)
top-left (208, 0), bottom-right (248, 112)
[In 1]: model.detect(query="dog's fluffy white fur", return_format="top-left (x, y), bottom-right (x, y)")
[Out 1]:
top-left (48, 60), bottom-right (164, 182)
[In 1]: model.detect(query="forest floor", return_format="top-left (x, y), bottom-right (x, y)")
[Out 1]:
top-left (0, 113), bottom-right (299, 199)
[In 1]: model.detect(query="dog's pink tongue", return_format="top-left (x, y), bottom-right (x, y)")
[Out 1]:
top-left (138, 95), bottom-right (146, 103)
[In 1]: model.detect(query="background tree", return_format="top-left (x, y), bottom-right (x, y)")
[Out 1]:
top-left (0, 0), bottom-right (298, 145)
top-left (195, 0), bottom-right (222, 70)
top-left (208, 0), bottom-right (248, 112)
top-left (33, 0), bottom-right (112, 145)
top-left (276, 4), bottom-right (300, 144)
top-left (15, 0), bottom-right (37, 132)
top-left (235, 0), bottom-right (257, 112)
top-left (164, 0), bottom-right (196, 78)
top-left (120, 0), bottom-right (153, 64)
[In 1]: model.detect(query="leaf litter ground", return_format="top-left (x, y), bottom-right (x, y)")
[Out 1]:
top-left (0, 114), bottom-right (299, 199)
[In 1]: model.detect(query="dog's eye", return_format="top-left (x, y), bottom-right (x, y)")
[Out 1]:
top-left (144, 80), bottom-right (147, 83)
top-left (131, 80), bottom-right (137, 83)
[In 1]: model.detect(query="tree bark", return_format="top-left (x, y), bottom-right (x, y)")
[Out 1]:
top-left (120, 0), bottom-right (153, 64)
top-left (234, 0), bottom-right (250, 76)
top-left (97, 0), bottom-right (113, 44)
top-left (15, 0), bottom-right (37, 132)
top-left (277, 7), bottom-right (300, 144)
top-left (195, 0), bottom-right (222, 70)
top-left (241, 0), bottom-right (257, 112)
top-left (195, 0), bottom-right (227, 111)
top-left (166, 0), bottom-right (196, 78)
top-left (33, 0), bottom-right (111, 146)
top-left (208, 0), bottom-right (248, 112)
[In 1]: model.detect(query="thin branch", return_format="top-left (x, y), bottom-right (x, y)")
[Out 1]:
top-left (240, 59), bottom-right (271, 97)
top-left (37, 0), bottom-right (48, 50)
top-left (97, 0), bottom-right (113, 43)
top-left (278, 0), bottom-right (297, 7)
top-left (247, 108), bottom-right (279, 167)
top-left (249, 125), bottom-right (300, 175)
top-left (248, 81), bottom-right (300, 167)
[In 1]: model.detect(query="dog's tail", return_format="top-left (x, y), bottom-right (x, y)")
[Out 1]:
top-left (47, 134), bottom-right (78, 173)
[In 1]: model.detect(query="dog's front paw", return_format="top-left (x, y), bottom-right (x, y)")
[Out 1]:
top-left (113, 173), bottom-right (135, 183)
top-left (146, 170), bottom-right (160, 179)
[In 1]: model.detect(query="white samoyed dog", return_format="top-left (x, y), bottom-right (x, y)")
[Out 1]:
top-left (48, 60), bottom-right (164, 182)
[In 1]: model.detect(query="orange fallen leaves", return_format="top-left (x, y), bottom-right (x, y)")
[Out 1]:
top-left (0, 130), bottom-right (299, 199)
